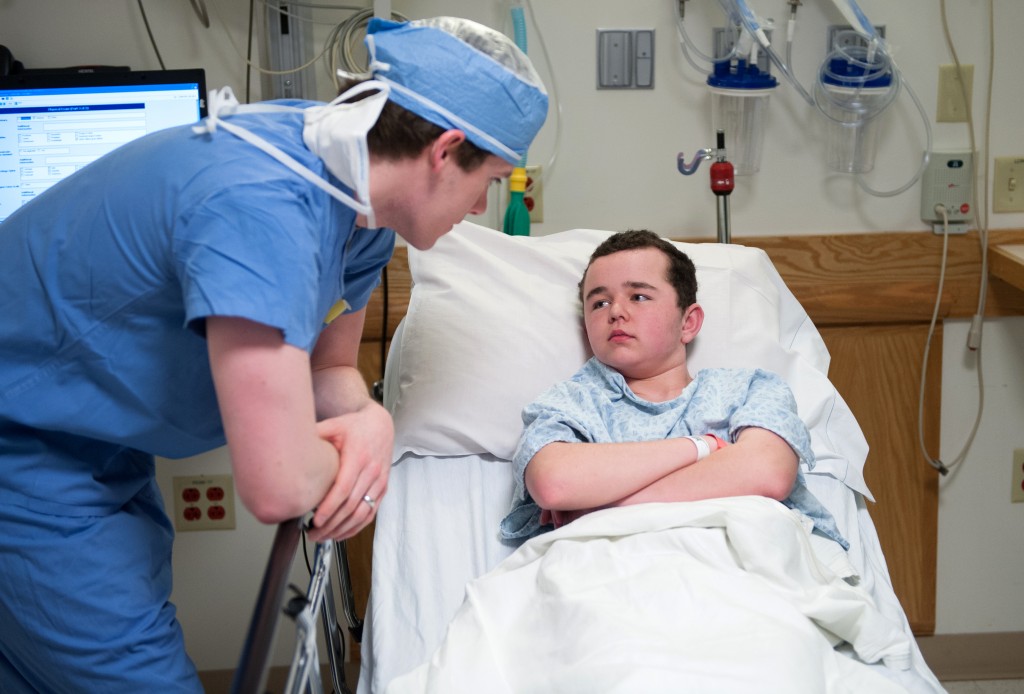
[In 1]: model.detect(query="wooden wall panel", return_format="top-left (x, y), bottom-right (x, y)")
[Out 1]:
top-left (819, 324), bottom-right (941, 634)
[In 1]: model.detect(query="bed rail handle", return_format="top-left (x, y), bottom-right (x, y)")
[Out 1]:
top-left (231, 517), bottom-right (304, 694)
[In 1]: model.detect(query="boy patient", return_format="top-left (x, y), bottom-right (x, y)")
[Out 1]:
top-left (500, 229), bottom-right (847, 548)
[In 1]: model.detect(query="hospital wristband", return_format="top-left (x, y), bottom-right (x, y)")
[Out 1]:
top-left (683, 435), bottom-right (711, 461)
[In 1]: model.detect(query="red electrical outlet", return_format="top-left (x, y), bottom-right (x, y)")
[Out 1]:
top-left (173, 474), bottom-right (236, 531)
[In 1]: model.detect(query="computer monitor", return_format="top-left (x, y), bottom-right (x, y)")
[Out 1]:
top-left (0, 68), bottom-right (207, 223)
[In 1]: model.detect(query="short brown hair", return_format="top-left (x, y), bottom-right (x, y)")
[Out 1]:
top-left (579, 230), bottom-right (698, 310)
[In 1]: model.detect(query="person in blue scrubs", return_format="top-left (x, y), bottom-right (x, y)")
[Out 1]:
top-left (0, 17), bottom-right (547, 692)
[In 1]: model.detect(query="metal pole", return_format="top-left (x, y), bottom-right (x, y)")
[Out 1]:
top-left (232, 518), bottom-right (304, 694)
top-left (717, 195), bottom-right (731, 244)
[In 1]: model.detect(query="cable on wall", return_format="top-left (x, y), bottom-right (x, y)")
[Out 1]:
top-left (917, 0), bottom-right (995, 476)
top-left (136, 0), bottom-right (167, 69)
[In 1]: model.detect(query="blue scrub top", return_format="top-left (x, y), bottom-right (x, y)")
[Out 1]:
top-left (0, 104), bottom-right (395, 516)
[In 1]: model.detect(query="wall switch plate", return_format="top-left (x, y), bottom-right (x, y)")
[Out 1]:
top-left (173, 474), bottom-right (236, 531)
top-left (596, 29), bottom-right (654, 89)
top-left (1013, 449), bottom-right (1024, 503)
top-left (936, 64), bottom-right (973, 123)
top-left (993, 156), bottom-right (1024, 213)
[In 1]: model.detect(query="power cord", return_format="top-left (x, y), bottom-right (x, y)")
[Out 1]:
top-left (917, 205), bottom-right (985, 476)
top-left (915, 0), bottom-right (994, 477)
top-left (136, 0), bottom-right (167, 69)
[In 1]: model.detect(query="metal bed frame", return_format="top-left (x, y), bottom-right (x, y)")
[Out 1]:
top-left (231, 517), bottom-right (364, 694)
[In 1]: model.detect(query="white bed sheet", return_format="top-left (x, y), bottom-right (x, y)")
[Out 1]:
top-left (358, 454), bottom-right (943, 693)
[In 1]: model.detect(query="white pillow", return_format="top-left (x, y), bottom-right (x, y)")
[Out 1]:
top-left (386, 222), bottom-right (871, 497)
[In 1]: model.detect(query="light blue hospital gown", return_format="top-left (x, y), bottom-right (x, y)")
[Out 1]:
top-left (0, 104), bottom-right (394, 692)
top-left (500, 358), bottom-right (848, 549)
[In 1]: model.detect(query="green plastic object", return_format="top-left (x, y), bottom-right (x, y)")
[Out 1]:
top-left (503, 187), bottom-right (531, 237)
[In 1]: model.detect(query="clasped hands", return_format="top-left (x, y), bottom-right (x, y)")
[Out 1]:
top-left (306, 401), bottom-right (394, 542)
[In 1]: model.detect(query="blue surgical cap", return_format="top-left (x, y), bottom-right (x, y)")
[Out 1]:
top-left (365, 17), bottom-right (549, 165)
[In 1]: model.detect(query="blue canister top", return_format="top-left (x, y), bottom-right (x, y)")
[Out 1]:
top-left (706, 61), bottom-right (778, 90)
top-left (820, 57), bottom-right (893, 89)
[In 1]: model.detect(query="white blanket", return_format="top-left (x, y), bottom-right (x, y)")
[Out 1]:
top-left (386, 497), bottom-right (912, 694)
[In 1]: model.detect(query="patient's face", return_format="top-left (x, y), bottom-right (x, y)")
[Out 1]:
top-left (581, 248), bottom-right (689, 380)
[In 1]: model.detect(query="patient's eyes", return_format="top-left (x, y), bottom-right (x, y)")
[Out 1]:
top-left (590, 294), bottom-right (651, 311)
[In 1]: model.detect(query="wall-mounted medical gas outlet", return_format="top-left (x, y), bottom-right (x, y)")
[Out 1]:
top-left (1013, 449), bottom-right (1024, 503)
top-left (826, 24), bottom-right (886, 54)
top-left (936, 64), bottom-right (974, 123)
top-left (173, 474), bottom-right (236, 531)
top-left (993, 156), bottom-right (1024, 213)
top-left (596, 29), bottom-right (654, 89)
top-left (920, 150), bottom-right (974, 234)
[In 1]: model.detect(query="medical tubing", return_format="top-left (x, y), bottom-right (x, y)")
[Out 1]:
top-left (329, 8), bottom-right (409, 82)
top-left (855, 64), bottom-right (933, 198)
top-left (674, 0), bottom-right (737, 68)
top-left (511, 4), bottom-right (529, 169)
top-left (831, 0), bottom-right (877, 40)
top-left (814, 36), bottom-right (898, 125)
top-left (726, 0), bottom-right (814, 105)
top-left (523, 0), bottom-right (563, 179)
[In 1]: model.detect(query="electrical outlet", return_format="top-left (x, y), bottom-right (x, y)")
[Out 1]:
top-left (1013, 449), bottom-right (1024, 503)
top-left (993, 156), bottom-right (1024, 213)
top-left (173, 474), bottom-right (236, 531)
top-left (936, 64), bottom-right (973, 123)
top-left (525, 165), bottom-right (543, 223)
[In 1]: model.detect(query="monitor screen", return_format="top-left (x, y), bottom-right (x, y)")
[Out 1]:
top-left (0, 68), bottom-right (207, 223)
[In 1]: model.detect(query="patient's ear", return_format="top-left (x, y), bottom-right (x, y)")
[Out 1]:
top-left (681, 303), bottom-right (704, 345)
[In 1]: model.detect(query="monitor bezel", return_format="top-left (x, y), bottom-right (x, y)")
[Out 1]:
top-left (0, 68), bottom-right (208, 118)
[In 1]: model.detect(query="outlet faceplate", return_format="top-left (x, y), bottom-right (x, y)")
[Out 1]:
top-left (936, 64), bottom-right (974, 123)
top-left (173, 474), bottom-right (236, 531)
top-left (525, 165), bottom-right (543, 223)
top-left (1013, 449), bottom-right (1024, 503)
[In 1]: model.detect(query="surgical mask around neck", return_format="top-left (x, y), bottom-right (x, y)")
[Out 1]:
top-left (192, 82), bottom-right (391, 228)
top-left (302, 82), bottom-right (388, 225)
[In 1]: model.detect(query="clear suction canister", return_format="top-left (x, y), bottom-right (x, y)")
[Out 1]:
top-left (816, 48), bottom-right (897, 174)
top-left (707, 62), bottom-right (777, 175)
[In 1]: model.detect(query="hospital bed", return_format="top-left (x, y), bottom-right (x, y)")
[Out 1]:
top-left (355, 222), bottom-right (946, 693)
